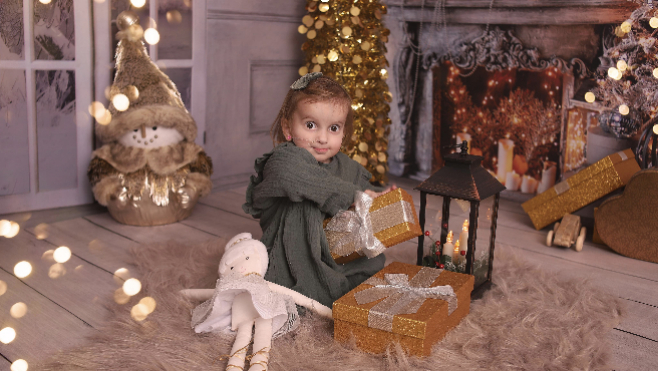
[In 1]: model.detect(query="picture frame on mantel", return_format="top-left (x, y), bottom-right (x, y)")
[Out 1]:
top-left (427, 27), bottom-right (589, 197)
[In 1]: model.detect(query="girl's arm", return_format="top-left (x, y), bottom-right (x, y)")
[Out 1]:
top-left (179, 288), bottom-right (214, 301)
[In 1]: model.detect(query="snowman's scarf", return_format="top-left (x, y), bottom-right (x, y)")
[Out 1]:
top-left (92, 142), bottom-right (203, 175)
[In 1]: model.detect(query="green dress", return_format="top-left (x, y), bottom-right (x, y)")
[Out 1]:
top-left (243, 143), bottom-right (386, 307)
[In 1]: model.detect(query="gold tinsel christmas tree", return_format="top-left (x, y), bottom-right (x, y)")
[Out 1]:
top-left (297, 0), bottom-right (392, 184)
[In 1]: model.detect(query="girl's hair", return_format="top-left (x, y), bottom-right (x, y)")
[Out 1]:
top-left (270, 75), bottom-right (354, 147)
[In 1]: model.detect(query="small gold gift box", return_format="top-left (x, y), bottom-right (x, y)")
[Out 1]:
top-left (333, 262), bottom-right (474, 356)
top-left (522, 148), bottom-right (640, 230)
top-left (325, 188), bottom-right (422, 264)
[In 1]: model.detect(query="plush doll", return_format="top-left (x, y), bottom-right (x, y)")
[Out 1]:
top-left (180, 233), bottom-right (332, 371)
top-left (87, 11), bottom-right (212, 226)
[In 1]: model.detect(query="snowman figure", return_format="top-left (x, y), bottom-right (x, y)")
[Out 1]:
top-left (88, 11), bottom-right (212, 226)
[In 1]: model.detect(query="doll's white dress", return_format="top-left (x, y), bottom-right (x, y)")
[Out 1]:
top-left (191, 273), bottom-right (299, 338)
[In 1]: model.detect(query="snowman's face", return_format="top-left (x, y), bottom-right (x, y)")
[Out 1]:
top-left (118, 125), bottom-right (184, 148)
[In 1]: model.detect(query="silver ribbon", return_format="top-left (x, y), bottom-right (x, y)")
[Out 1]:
top-left (354, 267), bottom-right (457, 333)
top-left (325, 191), bottom-right (386, 258)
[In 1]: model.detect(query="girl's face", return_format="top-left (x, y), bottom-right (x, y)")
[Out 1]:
top-left (283, 99), bottom-right (346, 164)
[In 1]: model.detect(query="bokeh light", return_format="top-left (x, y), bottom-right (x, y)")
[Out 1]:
top-left (0, 280), bottom-right (6, 296)
top-left (114, 268), bottom-right (130, 285)
top-left (616, 60), bottom-right (627, 72)
top-left (653, 124), bottom-right (658, 135)
top-left (96, 109), bottom-right (112, 125)
top-left (14, 261), bottom-right (32, 278)
top-left (114, 288), bottom-right (131, 304)
top-left (651, 17), bottom-right (658, 28)
top-left (144, 28), bottom-right (160, 45)
top-left (620, 21), bottom-right (632, 33)
top-left (584, 92), bottom-right (596, 103)
top-left (34, 223), bottom-right (49, 240)
top-left (166, 10), bottom-right (182, 24)
top-left (607, 67), bottom-right (620, 80)
top-left (4, 221), bottom-right (20, 238)
top-left (653, 68), bottom-right (658, 79)
top-left (131, 303), bottom-right (149, 321)
top-left (88, 101), bottom-right (106, 120)
top-left (10, 302), bottom-right (27, 319)
top-left (112, 94), bottom-right (130, 112)
top-left (38, 0), bottom-right (51, 3)
top-left (123, 278), bottom-right (142, 296)
top-left (139, 296), bottom-right (157, 314)
top-left (48, 263), bottom-right (67, 279)
top-left (53, 246), bottom-right (72, 263)
top-left (0, 219), bottom-right (11, 236)
top-left (327, 50), bottom-right (338, 61)
top-left (130, 0), bottom-right (145, 7)
top-left (0, 327), bottom-right (16, 344)
top-left (10, 359), bottom-right (27, 371)
top-left (42, 249), bottom-right (55, 262)
top-left (619, 104), bottom-right (630, 115)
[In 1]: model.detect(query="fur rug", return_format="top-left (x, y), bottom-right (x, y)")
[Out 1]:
top-left (39, 238), bottom-right (623, 370)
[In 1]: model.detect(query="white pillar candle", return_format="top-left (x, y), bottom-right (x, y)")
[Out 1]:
top-left (505, 171), bottom-right (521, 191)
top-left (459, 219), bottom-right (469, 259)
top-left (456, 133), bottom-right (472, 154)
top-left (536, 163), bottom-right (557, 194)
top-left (442, 231), bottom-right (454, 261)
top-left (520, 176), bottom-right (538, 194)
top-left (496, 139), bottom-right (515, 184)
top-left (453, 240), bottom-right (461, 265)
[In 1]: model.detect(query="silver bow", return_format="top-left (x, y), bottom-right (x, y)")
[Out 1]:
top-left (290, 72), bottom-right (322, 90)
top-left (354, 267), bottom-right (456, 332)
top-left (325, 191), bottom-right (386, 258)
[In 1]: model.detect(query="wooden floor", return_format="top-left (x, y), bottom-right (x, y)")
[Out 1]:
top-left (0, 178), bottom-right (656, 370)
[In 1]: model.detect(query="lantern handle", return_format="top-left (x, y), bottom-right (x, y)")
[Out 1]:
top-left (445, 141), bottom-right (469, 155)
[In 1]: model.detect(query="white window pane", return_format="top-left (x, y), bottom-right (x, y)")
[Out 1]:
top-left (0, 0), bottom-right (25, 60)
top-left (36, 70), bottom-right (77, 191)
top-left (158, 4), bottom-right (191, 59)
top-left (0, 69), bottom-right (30, 195)
top-left (34, 0), bottom-right (75, 61)
top-left (161, 67), bottom-right (191, 110)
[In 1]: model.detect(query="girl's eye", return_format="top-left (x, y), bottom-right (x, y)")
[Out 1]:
top-left (152, 126), bottom-right (157, 131)
top-left (133, 129), bottom-right (138, 132)
top-left (330, 125), bottom-right (341, 132)
top-left (246, 256), bottom-right (249, 260)
top-left (305, 121), bottom-right (316, 130)
top-left (230, 267), bottom-right (234, 270)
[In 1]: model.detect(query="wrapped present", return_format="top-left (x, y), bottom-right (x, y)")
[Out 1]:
top-left (333, 262), bottom-right (474, 356)
top-left (522, 148), bottom-right (640, 230)
top-left (325, 188), bottom-right (422, 264)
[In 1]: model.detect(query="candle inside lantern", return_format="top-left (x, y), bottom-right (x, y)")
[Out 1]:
top-left (442, 230), bottom-right (454, 261)
top-left (453, 240), bottom-right (461, 264)
top-left (459, 219), bottom-right (469, 258)
top-left (456, 132), bottom-right (471, 154)
top-left (536, 162), bottom-right (557, 194)
top-left (496, 138), bottom-right (515, 184)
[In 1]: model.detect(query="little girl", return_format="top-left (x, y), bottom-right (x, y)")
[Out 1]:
top-left (243, 72), bottom-right (394, 307)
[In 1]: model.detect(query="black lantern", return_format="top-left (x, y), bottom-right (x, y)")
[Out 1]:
top-left (415, 143), bottom-right (505, 298)
top-left (636, 118), bottom-right (658, 169)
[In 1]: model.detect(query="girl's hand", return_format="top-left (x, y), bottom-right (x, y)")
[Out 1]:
top-left (364, 184), bottom-right (397, 199)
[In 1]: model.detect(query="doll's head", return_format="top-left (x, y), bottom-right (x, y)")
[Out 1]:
top-left (219, 233), bottom-right (269, 278)
top-left (270, 73), bottom-right (354, 163)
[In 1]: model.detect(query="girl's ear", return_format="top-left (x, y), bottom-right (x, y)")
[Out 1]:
top-left (282, 120), bottom-right (291, 139)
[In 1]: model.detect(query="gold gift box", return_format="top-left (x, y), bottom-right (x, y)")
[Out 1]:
top-left (522, 148), bottom-right (640, 230)
top-left (333, 262), bottom-right (474, 356)
top-left (326, 188), bottom-right (422, 264)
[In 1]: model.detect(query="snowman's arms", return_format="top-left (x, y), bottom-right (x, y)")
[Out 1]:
top-left (266, 282), bottom-right (333, 318)
top-left (179, 288), bottom-right (214, 301)
top-left (187, 152), bottom-right (213, 177)
top-left (88, 157), bottom-right (120, 187)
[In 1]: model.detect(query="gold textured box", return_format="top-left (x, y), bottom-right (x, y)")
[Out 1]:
top-left (333, 262), bottom-right (474, 356)
top-left (326, 188), bottom-right (422, 264)
top-left (522, 148), bottom-right (640, 230)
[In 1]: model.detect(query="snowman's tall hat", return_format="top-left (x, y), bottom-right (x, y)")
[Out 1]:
top-left (96, 11), bottom-right (197, 144)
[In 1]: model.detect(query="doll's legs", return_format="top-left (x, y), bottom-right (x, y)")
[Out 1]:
top-left (227, 320), bottom-right (254, 371)
top-left (248, 317), bottom-right (272, 371)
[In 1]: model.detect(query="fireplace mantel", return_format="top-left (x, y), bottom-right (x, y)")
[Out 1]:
top-left (383, 0), bottom-right (637, 178)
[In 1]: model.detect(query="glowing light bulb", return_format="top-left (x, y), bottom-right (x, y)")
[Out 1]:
top-left (620, 21), bottom-right (632, 33)
top-left (653, 124), bottom-right (658, 135)
top-left (139, 296), bottom-right (157, 314)
top-left (446, 231), bottom-right (453, 244)
top-left (14, 261), bottom-right (32, 278)
top-left (97, 109), bottom-right (112, 125)
top-left (144, 28), bottom-right (160, 45)
top-left (88, 101), bottom-right (106, 119)
top-left (619, 104), bottom-right (630, 115)
top-left (652, 17), bottom-right (658, 28)
top-left (123, 278), bottom-right (142, 296)
top-left (319, 3), bottom-right (329, 12)
top-left (131, 303), bottom-right (150, 321)
top-left (39, 0), bottom-right (51, 4)
top-left (617, 60), bottom-right (627, 71)
top-left (462, 219), bottom-right (469, 232)
top-left (53, 246), bottom-right (71, 263)
top-left (130, 0), bottom-right (145, 7)
top-left (0, 219), bottom-right (10, 236)
top-left (653, 68), bottom-right (658, 79)
top-left (10, 359), bottom-right (28, 371)
top-left (608, 67), bottom-right (620, 79)
top-left (10, 302), bottom-right (27, 319)
top-left (380, 68), bottom-right (388, 79)
top-left (298, 25), bottom-right (308, 34)
top-left (3, 221), bottom-right (20, 238)
top-left (584, 92), bottom-right (596, 103)
top-left (327, 50), bottom-right (338, 62)
top-left (0, 280), bottom-right (6, 296)
top-left (112, 94), bottom-right (130, 112)
top-left (298, 66), bottom-right (308, 76)
top-left (0, 327), bottom-right (16, 344)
